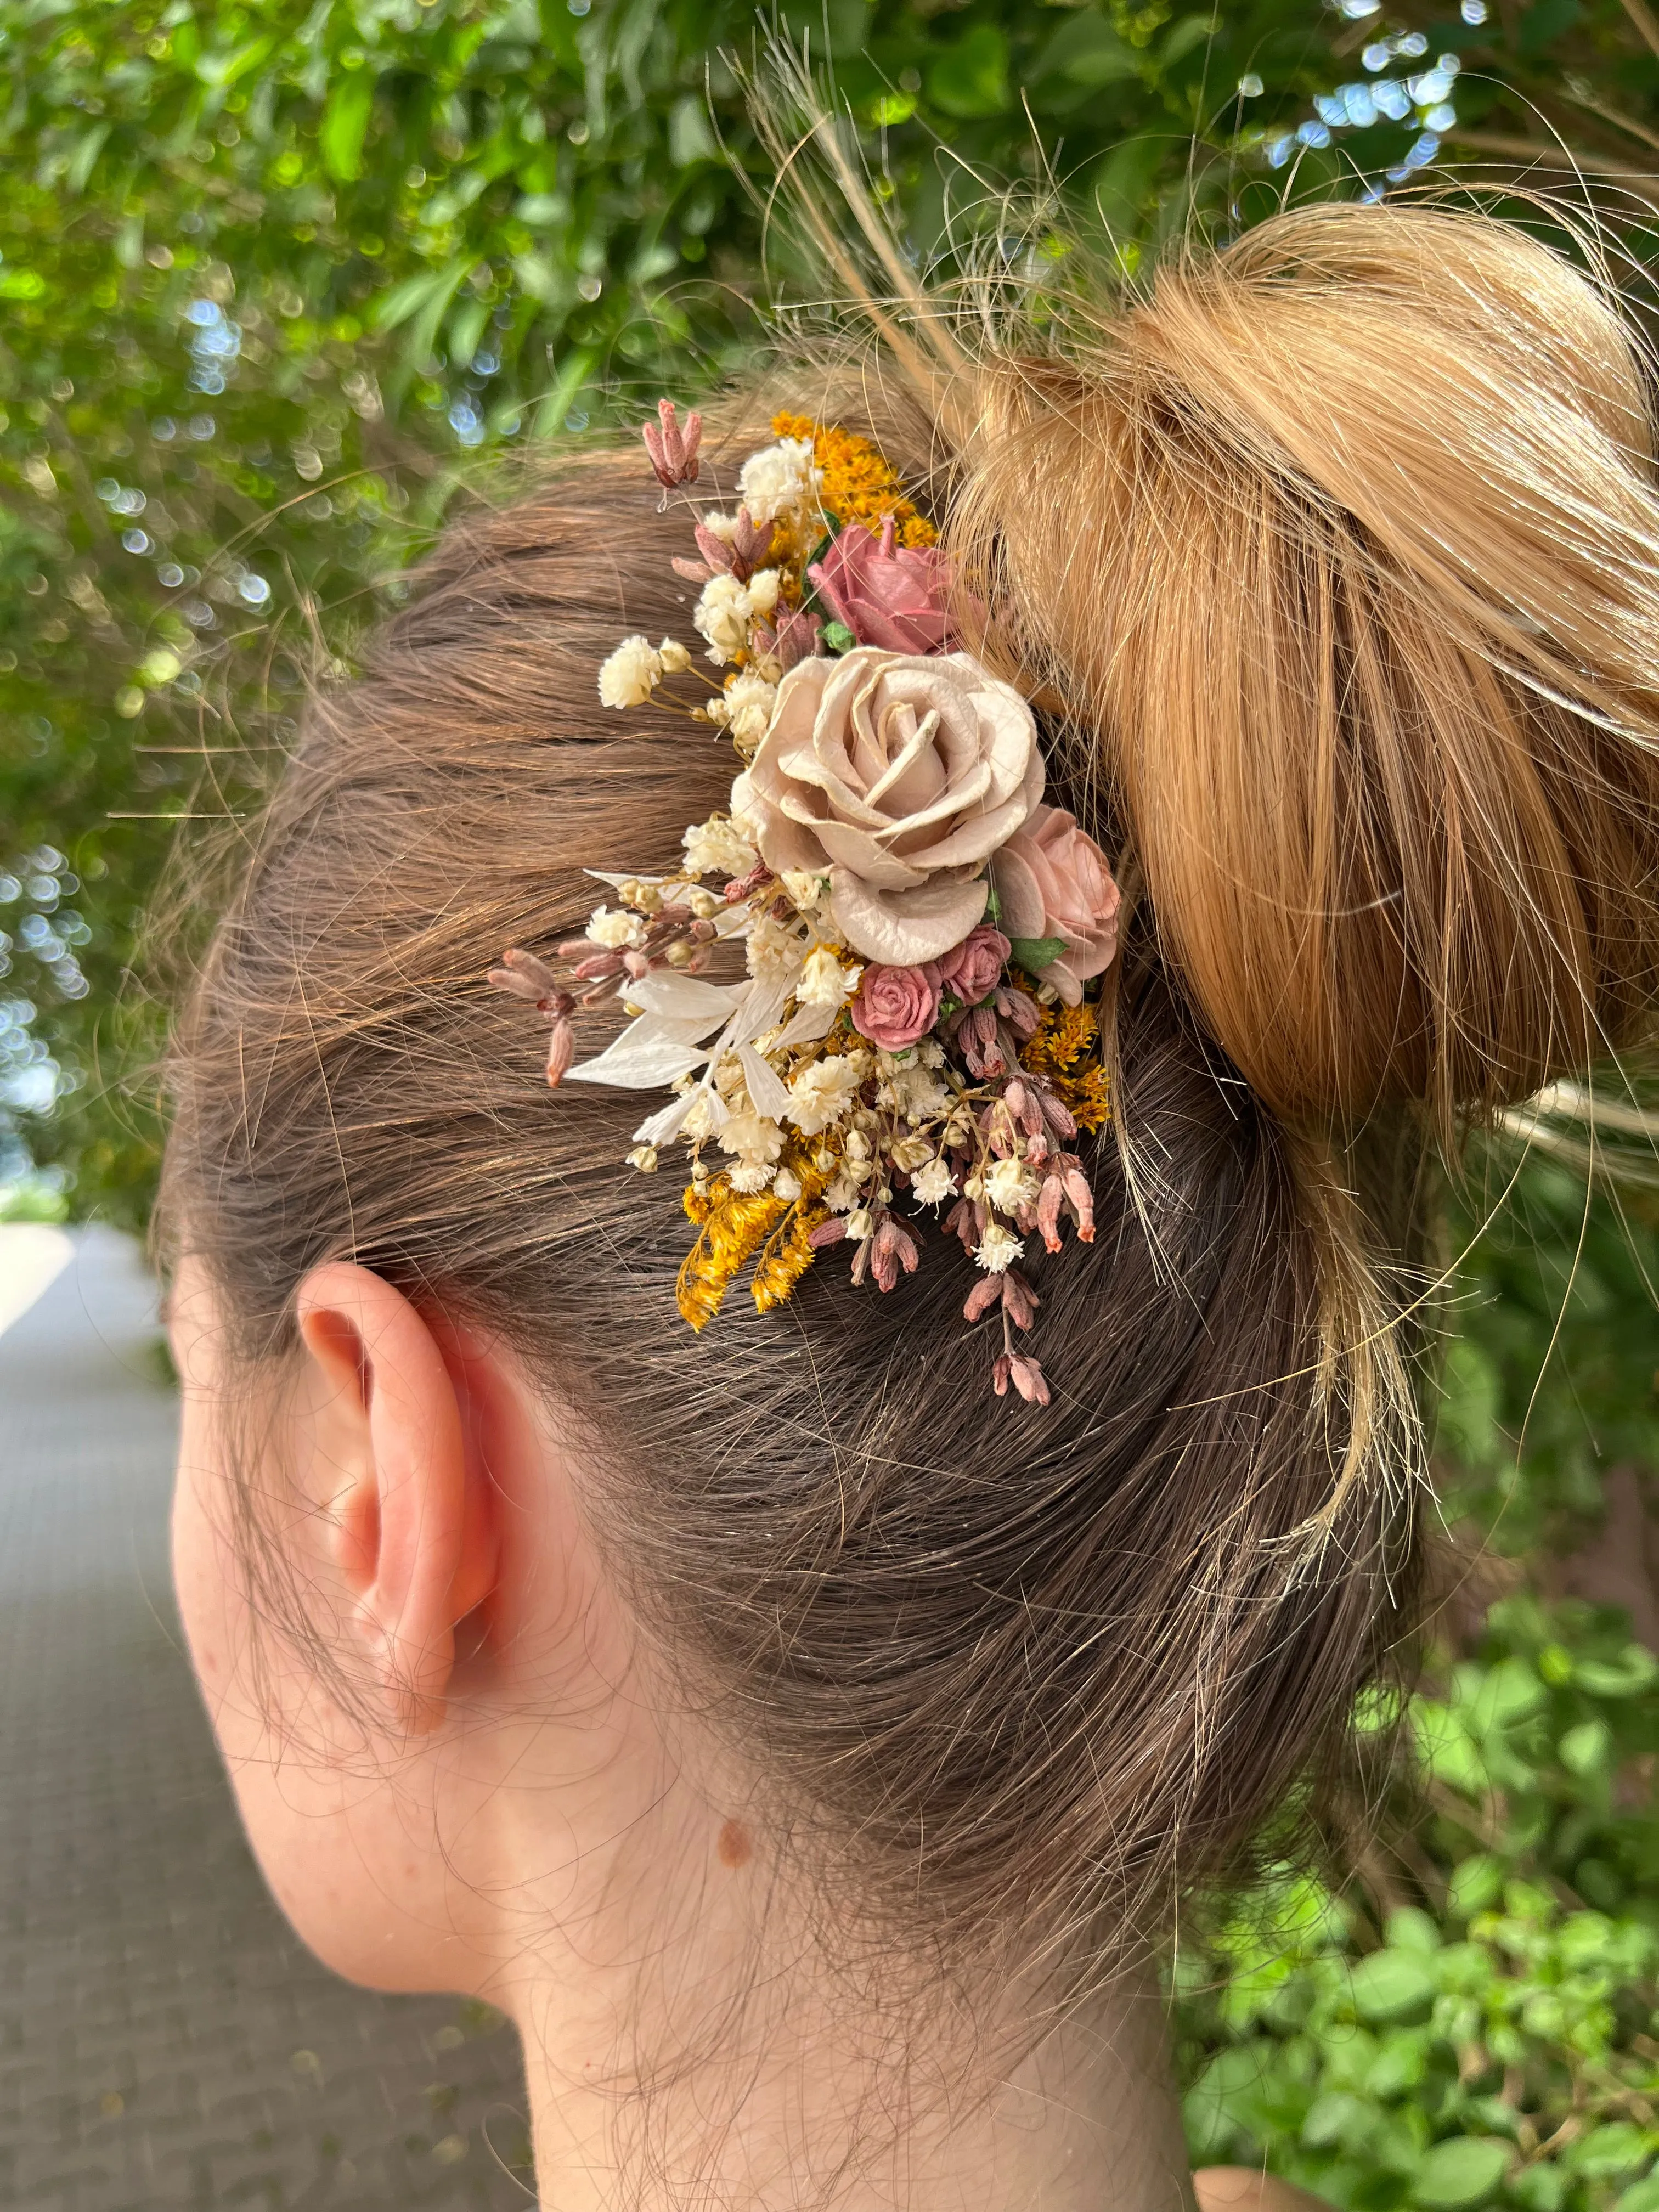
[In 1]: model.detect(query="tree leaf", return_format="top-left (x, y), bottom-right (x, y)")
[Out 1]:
top-left (319, 70), bottom-right (375, 184)
top-left (1414, 2137), bottom-right (1511, 2208)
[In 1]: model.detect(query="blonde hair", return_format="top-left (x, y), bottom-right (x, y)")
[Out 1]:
top-left (160, 188), bottom-right (1659, 1994)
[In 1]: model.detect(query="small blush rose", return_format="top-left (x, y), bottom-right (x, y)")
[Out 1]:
top-left (934, 925), bottom-right (1009, 1007)
top-left (992, 806), bottom-right (1121, 1006)
top-left (850, 962), bottom-right (942, 1052)
top-left (808, 515), bottom-right (959, 655)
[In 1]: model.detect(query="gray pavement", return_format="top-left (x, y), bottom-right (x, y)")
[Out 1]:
top-left (0, 1232), bottom-right (533, 2210)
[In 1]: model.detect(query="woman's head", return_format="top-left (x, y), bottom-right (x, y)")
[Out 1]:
top-left (161, 196), bottom-right (1659, 2163)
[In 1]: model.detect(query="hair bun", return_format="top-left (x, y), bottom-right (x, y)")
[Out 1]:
top-left (958, 201), bottom-right (1659, 1130)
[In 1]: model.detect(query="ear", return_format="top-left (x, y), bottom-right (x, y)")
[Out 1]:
top-left (295, 1262), bottom-right (499, 1734)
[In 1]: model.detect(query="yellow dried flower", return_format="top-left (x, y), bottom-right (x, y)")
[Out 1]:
top-left (1064, 1067), bottom-right (1113, 1135)
top-left (1020, 1000), bottom-right (1111, 1133)
top-left (752, 1203), bottom-right (830, 1313)
top-left (1021, 1000), bottom-right (1099, 1079)
top-left (676, 1176), bottom-right (791, 1330)
top-left (771, 411), bottom-right (937, 548)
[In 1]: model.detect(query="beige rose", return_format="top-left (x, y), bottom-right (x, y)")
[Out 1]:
top-left (741, 648), bottom-right (1043, 966)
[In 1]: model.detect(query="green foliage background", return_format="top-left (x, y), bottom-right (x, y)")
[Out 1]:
top-left (3, 1), bottom-right (1659, 2204)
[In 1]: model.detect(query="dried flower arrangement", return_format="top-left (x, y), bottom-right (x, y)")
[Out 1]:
top-left (490, 402), bottom-right (1122, 1403)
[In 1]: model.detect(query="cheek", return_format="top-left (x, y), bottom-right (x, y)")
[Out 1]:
top-left (169, 1384), bottom-right (477, 1996)
top-left (171, 1390), bottom-right (251, 1736)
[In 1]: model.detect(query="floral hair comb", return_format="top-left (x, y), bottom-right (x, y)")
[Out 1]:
top-left (490, 403), bottom-right (1122, 1403)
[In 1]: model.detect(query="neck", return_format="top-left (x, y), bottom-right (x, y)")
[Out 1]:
top-left (492, 1801), bottom-right (1194, 2212)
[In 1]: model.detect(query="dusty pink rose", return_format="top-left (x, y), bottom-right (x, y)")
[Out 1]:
top-left (934, 924), bottom-right (1009, 1007)
top-left (808, 515), bottom-right (957, 654)
top-left (992, 806), bottom-right (1121, 1006)
top-left (741, 647), bottom-right (1043, 966)
top-left (850, 961), bottom-right (941, 1050)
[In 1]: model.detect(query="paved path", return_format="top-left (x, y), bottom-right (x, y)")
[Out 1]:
top-left (0, 1231), bottom-right (532, 2210)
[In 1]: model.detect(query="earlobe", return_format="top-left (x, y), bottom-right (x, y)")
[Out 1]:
top-left (295, 1263), bottom-right (498, 1734)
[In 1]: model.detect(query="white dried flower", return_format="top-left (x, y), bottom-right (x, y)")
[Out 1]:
top-left (687, 887), bottom-right (721, 919)
top-left (745, 567), bottom-right (781, 616)
top-left (736, 437), bottom-right (821, 527)
top-left (586, 905), bottom-right (646, 949)
top-left (796, 947), bottom-right (859, 1009)
top-left (843, 1127), bottom-right (873, 1162)
top-left (618, 877), bottom-right (663, 914)
top-left (723, 670), bottom-right (779, 749)
top-left (984, 1156), bottom-right (1040, 1215)
top-left (773, 1167), bottom-right (804, 1202)
top-left (785, 1054), bottom-right (865, 1136)
top-left (911, 1158), bottom-right (957, 1205)
top-left (747, 911), bottom-right (804, 981)
top-left (845, 1207), bottom-right (874, 1242)
top-left (597, 634), bottom-right (662, 708)
top-left (682, 811), bottom-right (759, 882)
top-left (627, 1145), bottom-right (659, 1173)
top-left (658, 637), bottom-right (692, 673)
top-left (975, 1222), bottom-right (1024, 1274)
top-left (884, 1063), bottom-right (951, 1120)
top-left (681, 1093), bottom-right (719, 1142)
top-left (890, 1134), bottom-right (935, 1172)
top-left (695, 573), bottom-right (754, 664)
top-left (781, 870), bottom-right (830, 913)
top-left (728, 1161), bottom-right (776, 1194)
top-left (718, 1110), bottom-right (785, 1164)
top-left (823, 1173), bottom-right (861, 1212)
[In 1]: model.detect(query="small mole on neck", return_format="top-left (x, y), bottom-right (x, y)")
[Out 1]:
top-left (716, 1817), bottom-right (752, 1869)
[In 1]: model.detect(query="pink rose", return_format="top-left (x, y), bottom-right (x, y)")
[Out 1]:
top-left (851, 961), bottom-right (941, 1051)
top-left (808, 515), bottom-right (957, 655)
top-left (992, 807), bottom-right (1121, 1006)
top-left (934, 924), bottom-right (1009, 1007)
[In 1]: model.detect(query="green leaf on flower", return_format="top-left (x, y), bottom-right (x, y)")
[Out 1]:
top-left (821, 620), bottom-right (856, 654)
top-left (1008, 934), bottom-right (1068, 971)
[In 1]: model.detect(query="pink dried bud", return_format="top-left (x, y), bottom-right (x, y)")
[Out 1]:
top-left (490, 946), bottom-right (562, 1002)
top-left (1003, 1079), bottom-right (1029, 1124)
top-left (994, 988), bottom-right (1041, 1041)
top-left (572, 952), bottom-right (623, 981)
top-left (641, 399), bottom-right (702, 488)
top-left (1041, 1089), bottom-right (1078, 1141)
top-left (871, 1217), bottom-right (919, 1293)
top-left (725, 862), bottom-right (771, 903)
top-left (807, 1217), bottom-right (848, 1250)
top-left (992, 1354), bottom-right (1012, 1398)
top-left (1001, 1270), bottom-right (1039, 1330)
top-left (1025, 1131), bottom-right (1049, 1166)
top-left (1007, 1353), bottom-right (1050, 1407)
top-left (758, 605), bottom-right (823, 672)
top-left (689, 918), bottom-right (718, 943)
top-left (621, 949), bottom-right (651, 978)
top-left (1036, 1173), bottom-right (1065, 1255)
top-left (1062, 1165), bottom-right (1095, 1243)
top-left (557, 937), bottom-right (595, 961)
top-left (963, 1276), bottom-right (1002, 1324)
top-left (693, 520), bottom-right (736, 574)
top-left (672, 556), bottom-right (713, 583)
top-left (545, 1019), bottom-right (577, 1086)
top-left (943, 1196), bottom-right (981, 1252)
top-left (958, 1003), bottom-right (1008, 1080)
top-left (731, 507), bottom-right (775, 575)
